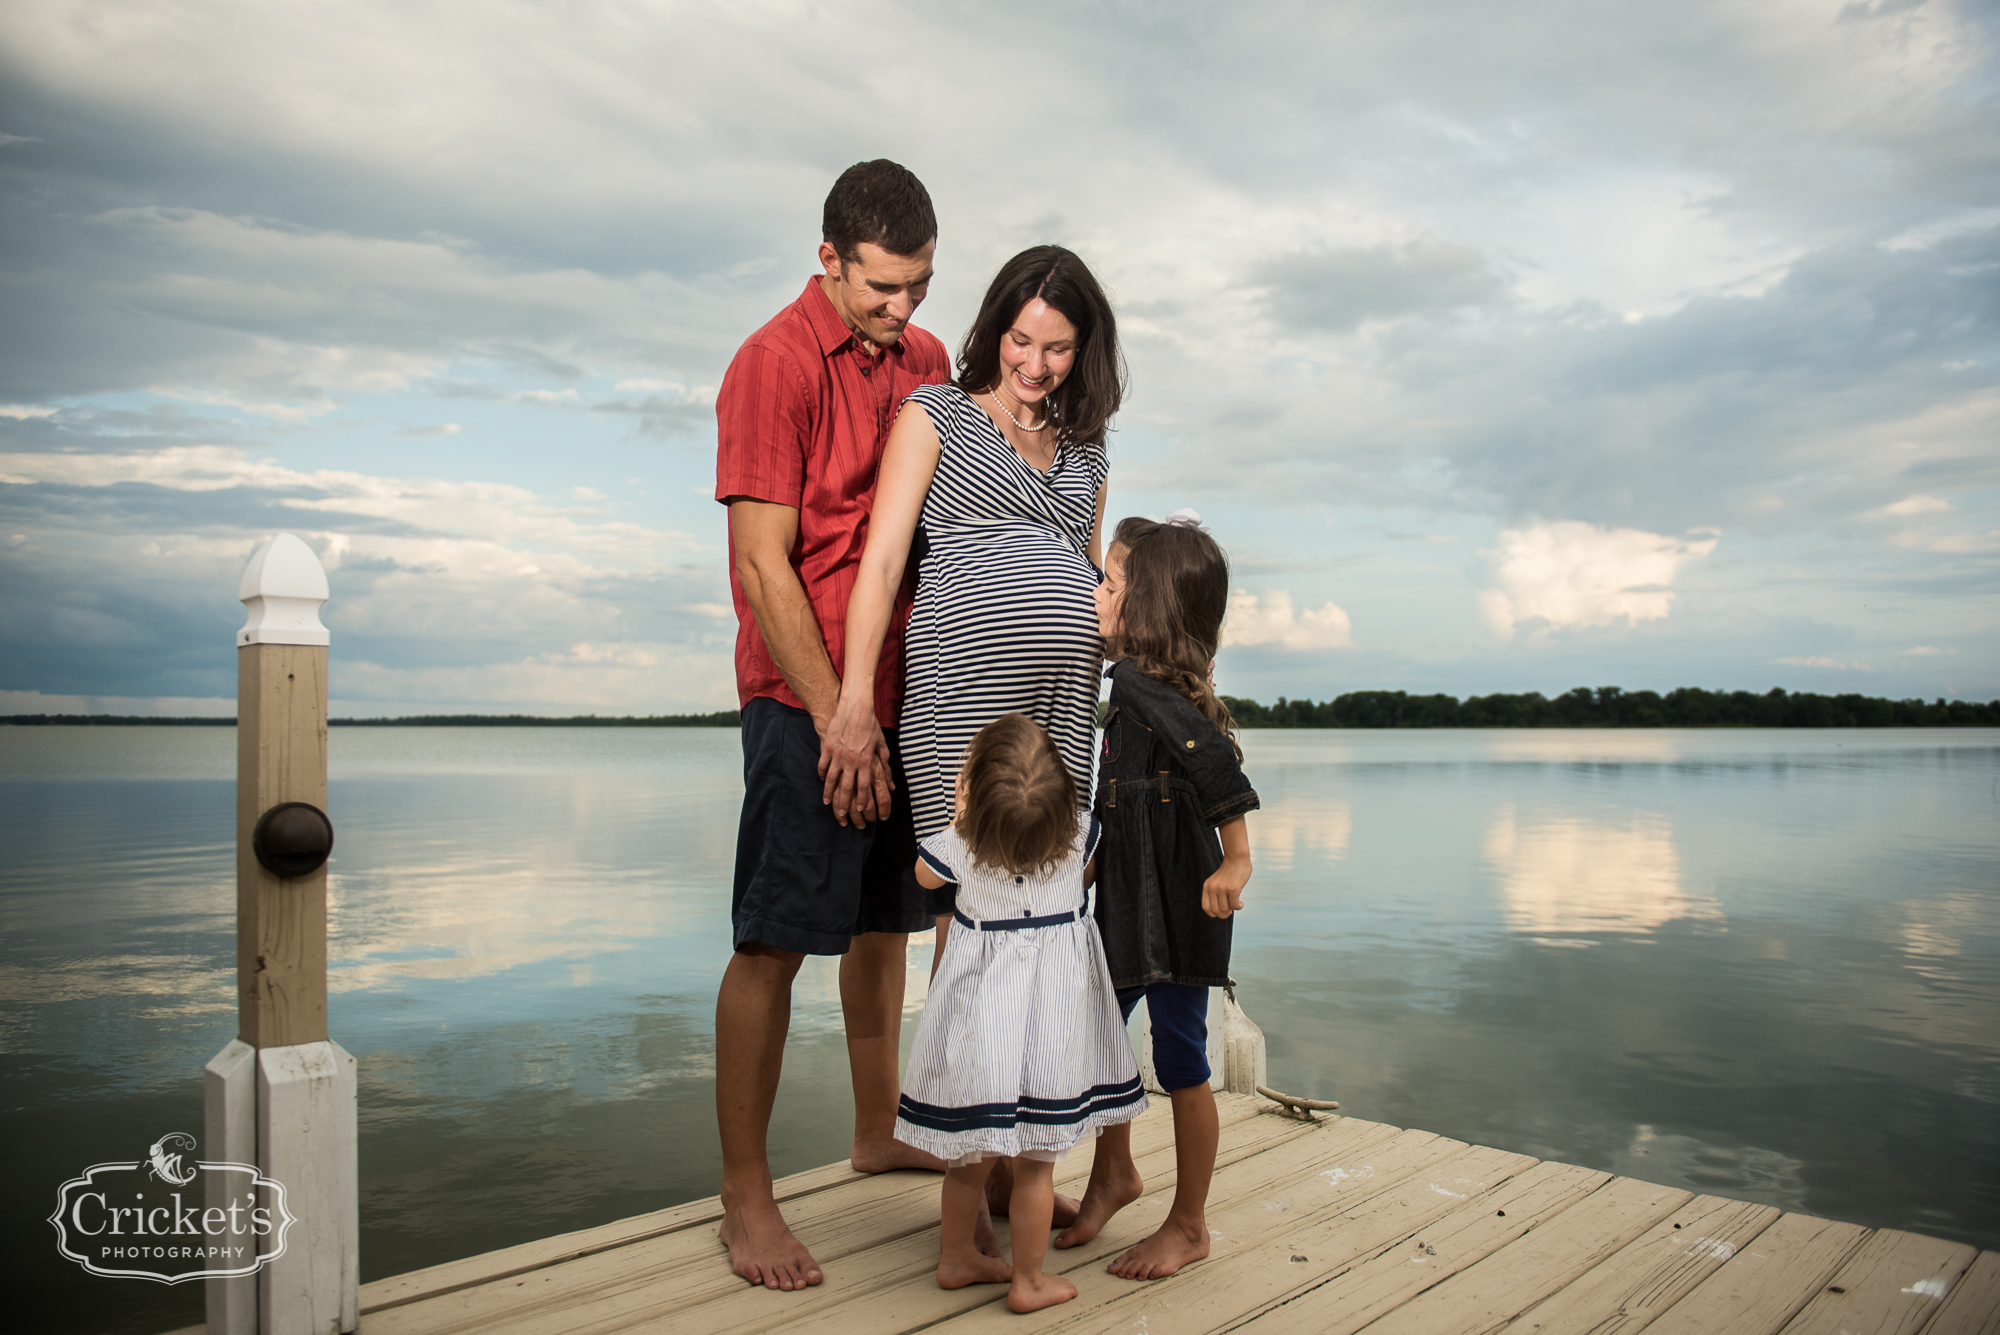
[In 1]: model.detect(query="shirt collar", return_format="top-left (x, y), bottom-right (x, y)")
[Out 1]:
top-left (801, 275), bottom-right (904, 360)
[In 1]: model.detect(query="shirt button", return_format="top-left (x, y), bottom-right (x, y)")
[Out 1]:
top-left (1185, 739), bottom-right (1197, 749)
top-left (1015, 877), bottom-right (1024, 885)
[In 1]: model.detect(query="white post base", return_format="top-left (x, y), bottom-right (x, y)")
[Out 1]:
top-left (1219, 990), bottom-right (1269, 1095)
top-left (1136, 989), bottom-right (1228, 1095)
top-left (205, 1040), bottom-right (258, 1335)
top-left (258, 1041), bottom-right (359, 1335)
top-left (1137, 989), bottom-right (1266, 1096)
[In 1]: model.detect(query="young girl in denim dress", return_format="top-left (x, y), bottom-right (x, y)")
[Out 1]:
top-left (1053, 513), bottom-right (1258, 1281)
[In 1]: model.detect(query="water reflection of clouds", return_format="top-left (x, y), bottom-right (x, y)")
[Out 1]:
top-left (1477, 733), bottom-right (1690, 765)
top-left (1899, 892), bottom-right (1995, 983)
top-left (1616, 1124), bottom-right (1809, 1213)
top-left (329, 856), bottom-right (701, 994)
top-left (1484, 804), bottom-right (1724, 945)
top-left (1249, 798), bottom-right (1353, 875)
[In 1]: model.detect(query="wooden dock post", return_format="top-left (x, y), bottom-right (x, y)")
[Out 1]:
top-left (204, 533), bottom-right (358, 1335)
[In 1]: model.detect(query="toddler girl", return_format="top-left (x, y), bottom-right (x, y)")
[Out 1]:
top-left (894, 712), bottom-right (1148, 1313)
top-left (1055, 512), bottom-right (1258, 1280)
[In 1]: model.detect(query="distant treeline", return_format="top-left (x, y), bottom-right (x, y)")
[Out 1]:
top-left (5, 689), bottom-right (1996, 729)
top-left (1222, 687), bottom-right (2000, 729)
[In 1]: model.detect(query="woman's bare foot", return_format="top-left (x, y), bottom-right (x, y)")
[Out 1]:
top-left (719, 1200), bottom-right (823, 1290)
top-left (851, 1135), bottom-right (946, 1174)
top-left (1053, 1160), bottom-right (1144, 1248)
top-left (1007, 1270), bottom-right (1079, 1313)
top-left (937, 1249), bottom-right (1013, 1289)
top-left (1107, 1218), bottom-right (1209, 1279)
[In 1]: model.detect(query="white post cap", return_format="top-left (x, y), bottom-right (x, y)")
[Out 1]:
top-left (238, 533), bottom-right (331, 647)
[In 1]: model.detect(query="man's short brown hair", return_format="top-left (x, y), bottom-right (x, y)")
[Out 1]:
top-left (957, 713), bottom-right (1079, 878)
top-left (823, 159), bottom-right (937, 263)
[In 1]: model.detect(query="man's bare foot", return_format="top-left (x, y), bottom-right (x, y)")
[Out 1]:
top-left (1007, 1271), bottom-right (1079, 1313)
top-left (719, 1200), bottom-right (823, 1291)
top-left (1107, 1219), bottom-right (1209, 1279)
top-left (851, 1136), bottom-right (946, 1174)
top-left (937, 1249), bottom-right (1013, 1289)
top-left (984, 1162), bottom-right (1081, 1227)
top-left (1053, 1160), bottom-right (1144, 1248)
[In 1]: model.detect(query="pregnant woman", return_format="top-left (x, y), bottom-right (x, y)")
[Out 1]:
top-left (822, 244), bottom-right (1124, 848)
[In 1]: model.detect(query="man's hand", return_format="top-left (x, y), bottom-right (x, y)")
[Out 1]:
top-left (818, 691), bottom-right (894, 827)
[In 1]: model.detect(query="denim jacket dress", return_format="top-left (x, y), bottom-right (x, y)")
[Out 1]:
top-left (1092, 660), bottom-right (1260, 989)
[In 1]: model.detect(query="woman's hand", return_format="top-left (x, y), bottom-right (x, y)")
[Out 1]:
top-left (1201, 815), bottom-right (1252, 918)
top-left (819, 687), bottom-right (893, 827)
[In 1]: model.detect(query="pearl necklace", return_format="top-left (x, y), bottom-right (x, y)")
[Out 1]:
top-left (989, 387), bottom-right (1048, 433)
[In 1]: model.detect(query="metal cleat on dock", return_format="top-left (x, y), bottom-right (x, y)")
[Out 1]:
top-left (1255, 1084), bottom-right (1341, 1122)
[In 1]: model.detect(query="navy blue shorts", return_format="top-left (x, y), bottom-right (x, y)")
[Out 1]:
top-left (731, 696), bottom-right (928, 955)
top-left (1118, 982), bottom-right (1211, 1092)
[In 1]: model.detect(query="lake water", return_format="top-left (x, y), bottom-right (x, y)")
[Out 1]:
top-left (4, 726), bottom-right (1997, 1334)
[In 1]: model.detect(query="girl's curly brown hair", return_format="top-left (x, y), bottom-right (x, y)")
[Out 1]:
top-left (1106, 516), bottom-right (1241, 761)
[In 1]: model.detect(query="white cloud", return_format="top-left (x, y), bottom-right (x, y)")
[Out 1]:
top-left (1478, 522), bottom-right (1718, 639)
top-left (337, 643), bottom-right (734, 711)
top-left (1878, 494), bottom-right (1954, 517)
top-left (1221, 589), bottom-right (1353, 651)
top-left (1879, 208), bottom-right (2000, 253)
top-left (0, 405), bottom-right (58, 420)
top-left (1775, 656), bottom-right (1873, 671)
top-left (1901, 646), bottom-right (1955, 657)
top-left (1892, 529), bottom-right (2000, 555)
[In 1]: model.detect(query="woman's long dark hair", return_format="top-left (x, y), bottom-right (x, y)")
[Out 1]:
top-left (1108, 516), bottom-right (1241, 760)
top-left (955, 245), bottom-right (1126, 449)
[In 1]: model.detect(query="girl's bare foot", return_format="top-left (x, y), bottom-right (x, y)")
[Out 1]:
top-left (937, 1249), bottom-right (1013, 1289)
top-left (1007, 1270), bottom-right (1079, 1313)
top-left (1053, 1160), bottom-right (1144, 1248)
top-left (1107, 1218), bottom-right (1209, 1279)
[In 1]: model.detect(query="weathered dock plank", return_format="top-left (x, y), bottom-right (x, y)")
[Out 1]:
top-left (1623, 1210), bottom-right (1870, 1335)
top-left (1496, 1192), bottom-right (1784, 1333)
top-left (1922, 1249), bottom-right (2000, 1335)
top-left (1775, 1227), bottom-right (1977, 1335)
top-left (154, 1094), bottom-right (2000, 1335)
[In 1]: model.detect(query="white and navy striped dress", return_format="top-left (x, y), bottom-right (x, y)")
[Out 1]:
top-left (900, 382), bottom-right (1108, 840)
top-left (894, 818), bottom-right (1146, 1164)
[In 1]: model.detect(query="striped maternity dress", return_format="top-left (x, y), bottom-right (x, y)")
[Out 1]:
top-left (893, 818), bottom-right (1146, 1163)
top-left (900, 382), bottom-right (1109, 840)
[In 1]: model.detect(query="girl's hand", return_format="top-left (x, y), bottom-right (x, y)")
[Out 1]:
top-left (1203, 815), bottom-right (1252, 918)
top-left (1202, 856), bottom-right (1249, 918)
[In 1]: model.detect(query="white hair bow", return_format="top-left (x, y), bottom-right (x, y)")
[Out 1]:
top-left (1142, 507), bottom-right (1207, 531)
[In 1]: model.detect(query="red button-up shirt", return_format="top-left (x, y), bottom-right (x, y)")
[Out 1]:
top-left (715, 277), bottom-right (950, 727)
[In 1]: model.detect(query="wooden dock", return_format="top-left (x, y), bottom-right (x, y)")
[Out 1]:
top-left (168, 1092), bottom-right (2000, 1334)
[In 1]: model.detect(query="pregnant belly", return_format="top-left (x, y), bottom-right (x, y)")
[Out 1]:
top-left (912, 541), bottom-right (1100, 644)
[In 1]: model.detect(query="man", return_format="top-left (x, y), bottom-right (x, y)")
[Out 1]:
top-left (712, 159), bottom-right (947, 1291)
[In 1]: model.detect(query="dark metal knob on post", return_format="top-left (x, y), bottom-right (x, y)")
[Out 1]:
top-left (252, 801), bottom-right (335, 879)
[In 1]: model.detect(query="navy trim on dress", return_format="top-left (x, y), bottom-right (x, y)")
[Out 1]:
top-left (896, 1075), bottom-right (1146, 1132)
top-left (918, 846), bottom-right (958, 883)
top-left (952, 903), bottom-right (1084, 932)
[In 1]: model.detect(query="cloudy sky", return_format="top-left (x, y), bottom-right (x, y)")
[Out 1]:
top-left (1, 0), bottom-right (1995, 716)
